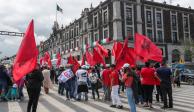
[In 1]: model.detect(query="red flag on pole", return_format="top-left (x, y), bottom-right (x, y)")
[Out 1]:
top-left (135, 33), bottom-right (163, 62)
top-left (93, 48), bottom-right (106, 66)
top-left (40, 57), bottom-right (44, 66)
top-left (56, 52), bottom-right (61, 67)
top-left (95, 42), bottom-right (109, 57)
top-left (112, 41), bottom-right (123, 61)
top-left (68, 54), bottom-right (80, 73)
top-left (13, 20), bottom-right (38, 81)
top-left (44, 52), bottom-right (52, 68)
top-left (85, 50), bottom-right (95, 66)
top-left (115, 38), bottom-right (135, 70)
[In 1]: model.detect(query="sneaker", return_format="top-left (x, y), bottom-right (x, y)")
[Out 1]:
top-left (168, 106), bottom-right (173, 108)
top-left (70, 99), bottom-right (76, 102)
top-left (161, 106), bottom-right (168, 109)
top-left (117, 105), bottom-right (123, 109)
top-left (110, 105), bottom-right (116, 108)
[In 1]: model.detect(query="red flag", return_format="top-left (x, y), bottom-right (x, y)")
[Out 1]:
top-left (85, 50), bottom-right (95, 66)
top-left (68, 54), bottom-right (80, 73)
top-left (95, 42), bottom-right (108, 57)
top-left (44, 52), bottom-right (52, 68)
top-left (81, 54), bottom-right (85, 66)
top-left (115, 38), bottom-right (135, 70)
top-left (13, 20), bottom-right (38, 81)
top-left (40, 57), bottom-right (44, 66)
top-left (135, 33), bottom-right (162, 62)
top-left (56, 52), bottom-right (61, 67)
top-left (93, 48), bottom-right (106, 66)
top-left (112, 41), bottom-right (123, 61)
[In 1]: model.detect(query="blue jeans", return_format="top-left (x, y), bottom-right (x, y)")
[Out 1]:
top-left (126, 88), bottom-right (136, 112)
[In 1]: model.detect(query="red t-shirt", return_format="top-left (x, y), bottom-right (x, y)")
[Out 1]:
top-left (110, 70), bottom-right (119, 86)
top-left (122, 74), bottom-right (133, 88)
top-left (102, 69), bottom-right (111, 87)
top-left (140, 67), bottom-right (156, 85)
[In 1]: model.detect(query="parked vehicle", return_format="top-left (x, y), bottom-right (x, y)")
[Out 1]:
top-left (181, 69), bottom-right (194, 85)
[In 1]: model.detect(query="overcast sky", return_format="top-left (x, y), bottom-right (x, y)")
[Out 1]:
top-left (0, 0), bottom-right (194, 58)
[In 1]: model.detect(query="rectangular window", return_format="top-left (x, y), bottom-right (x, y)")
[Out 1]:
top-left (147, 29), bottom-right (153, 41)
top-left (103, 29), bottom-right (108, 39)
top-left (172, 15), bottom-right (177, 30)
top-left (94, 16), bottom-right (98, 28)
top-left (84, 37), bottom-right (87, 45)
top-left (172, 32), bottom-right (178, 43)
top-left (185, 33), bottom-right (189, 39)
top-left (126, 27), bottom-right (133, 38)
top-left (157, 31), bottom-right (163, 42)
top-left (76, 27), bottom-right (79, 36)
top-left (126, 7), bottom-right (133, 25)
top-left (156, 12), bottom-right (162, 28)
top-left (94, 33), bottom-right (98, 41)
top-left (76, 40), bottom-right (79, 48)
top-left (84, 22), bottom-right (87, 32)
top-left (71, 41), bottom-right (74, 49)
top-left (184, 17), bottom-right (189, 32)
top-left (104, 11), bottom-right (108, 24)
top-left (146, 11), bottom-right (152, 24)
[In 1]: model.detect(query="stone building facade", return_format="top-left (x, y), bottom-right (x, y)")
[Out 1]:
top-left (39, 0), bottom-right (194, 64)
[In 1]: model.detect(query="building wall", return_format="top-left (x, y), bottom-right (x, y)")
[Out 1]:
top-left (40, 0), bottom-right (194, 64)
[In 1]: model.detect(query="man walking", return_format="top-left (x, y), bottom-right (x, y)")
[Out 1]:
top-left (109, 64), bottom-right (123, 109)
top-left (156, 61), bottom-right (173, 109)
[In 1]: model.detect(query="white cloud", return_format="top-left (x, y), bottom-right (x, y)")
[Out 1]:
top-left (0, 0), bottom-right (194, 58)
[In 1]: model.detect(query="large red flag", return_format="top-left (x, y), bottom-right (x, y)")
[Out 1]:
top-left (135, 33), bottom-right (163, 62)
top-left (112, 41), bottom-right (123, 61)
top-left (85, 50), bottom-right (95, 66)
top-left (40, 57), bottom-right (44, 66)
top-left (13, 20), bottom-right (38, 81)
top-left (93, 48), bottom-right (106, 66)
top-left (44, 52), bottom-right (52, 68)
top-left (56, 52), bottom-right (61, 67)
top-left (116, 38), bottom-right (135, 70)
top-left (95, 42), bottom-right (109, 57)
top-left (68, 54), bottom-right (80, 73)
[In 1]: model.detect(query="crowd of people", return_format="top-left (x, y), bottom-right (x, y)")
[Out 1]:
top-left (0, 60), bottom-right (178, 112)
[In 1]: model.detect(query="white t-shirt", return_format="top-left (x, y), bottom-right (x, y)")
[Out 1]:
top-left (89, 73), bottom-right (98, 84)
top-left (76, 69), bottom-right (88, 83)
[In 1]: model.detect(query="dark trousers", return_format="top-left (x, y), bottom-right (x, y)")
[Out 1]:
top-left (65, 80), bottom-right (75, 99)
top-left (91, 83), bottom-right (99, 99)
top-left (161, 85), bottom-right (173, 108)
top-left (156, 85), bottom-right (163, 102)
top-left (18, 86), bottom-right (24, 99)
top-left (58, 83), bottom-right (65, 95)
top-left (142, 85), bottom-right (154, 104)
top-left (27, 88), bottom-right (41, 112)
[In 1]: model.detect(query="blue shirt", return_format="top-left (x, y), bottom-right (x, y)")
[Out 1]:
top-left (156, 67), bottom-right (172, 87)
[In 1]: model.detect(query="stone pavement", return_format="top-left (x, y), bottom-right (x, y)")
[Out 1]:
top-left (0, 85), bottom-right (194, 112)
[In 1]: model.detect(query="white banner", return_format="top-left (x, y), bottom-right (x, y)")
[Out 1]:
top-left (58, 69), bottom-right (74, 83)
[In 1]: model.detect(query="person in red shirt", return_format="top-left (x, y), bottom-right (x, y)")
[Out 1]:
top-left (109, 64), bottom-right (123, 109)
top-left (101, 66), bottom-right (111, 101)
top-left (140, 62), bottom-right (157, 108)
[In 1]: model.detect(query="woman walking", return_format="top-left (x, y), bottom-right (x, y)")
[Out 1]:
top-left (122, 64), bottom-right (136, 112)
top-left (140, 62), bottom-right (156, 108)
top-left (42, 66), bottom-right (52, 94)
